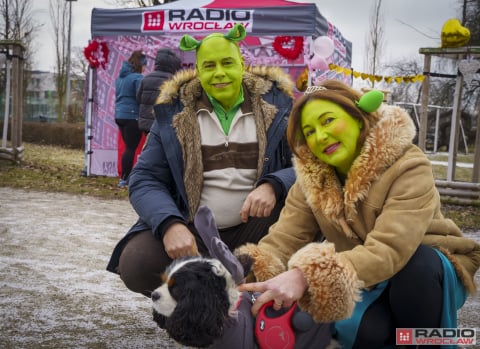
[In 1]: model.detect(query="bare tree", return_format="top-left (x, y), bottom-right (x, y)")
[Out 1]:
top-left (462, 0), bottom-right (480, 46)
top-left (0, 0), bottom-right (42, 85)
top-left (383, 58), bottom-right (423, 104)
top-left (0, 0), bottom-right (38, 57)
top-left (49, 0), bottom-right (69, 122)
top-left (364, 0), bottom-right (385, 88)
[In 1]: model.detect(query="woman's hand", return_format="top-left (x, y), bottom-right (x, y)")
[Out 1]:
top-left (238, 268), bottom-right (308, 315)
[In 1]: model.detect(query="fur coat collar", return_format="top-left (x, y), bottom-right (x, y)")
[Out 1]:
top-left (155, 66), bottom-right (294, 221)
top-left (293, 105), bottom-right (416, 238)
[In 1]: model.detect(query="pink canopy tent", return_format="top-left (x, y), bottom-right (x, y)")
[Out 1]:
top-left (84, 0), bottom-right (352, 176)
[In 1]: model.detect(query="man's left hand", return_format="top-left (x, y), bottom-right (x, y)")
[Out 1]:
top-left (240, 183), bottom-right (276, 222)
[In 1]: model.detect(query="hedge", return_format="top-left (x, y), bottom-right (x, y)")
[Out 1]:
top-left (0, 121), bottom-right (85, 149)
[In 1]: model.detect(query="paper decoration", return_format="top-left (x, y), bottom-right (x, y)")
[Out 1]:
top-left (272, 36), bottom-right (304, 60)
top-left (458, 59), bottom-right (480, 88)
top-left (84, 40), bottom-right (109, 69)
top-left (328, 64), bottom-right (425, 84)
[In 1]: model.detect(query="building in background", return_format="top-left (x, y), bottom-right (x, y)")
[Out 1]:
top-left (25, 70), bottom-right (57, 122)
top-left (10, 70), bottom-right (85, 123)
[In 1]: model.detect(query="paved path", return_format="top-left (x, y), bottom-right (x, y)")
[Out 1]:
top-left (0, 188), bottom-right (478, 348)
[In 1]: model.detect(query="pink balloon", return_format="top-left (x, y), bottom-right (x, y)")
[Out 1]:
top-left (309, 54), bottom-right (329, 71)
top-left (313, 36), bottom-right (334, 58)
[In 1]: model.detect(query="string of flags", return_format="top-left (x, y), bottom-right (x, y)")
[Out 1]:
top-left (328, 63), bottom-right (425, 84)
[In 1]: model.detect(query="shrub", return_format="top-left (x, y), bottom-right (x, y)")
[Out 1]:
top-left (0, 121), bottom-right (85, 149)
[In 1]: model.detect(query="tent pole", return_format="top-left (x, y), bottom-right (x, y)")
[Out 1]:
top-left (85, 67), bottom-right (94, 176)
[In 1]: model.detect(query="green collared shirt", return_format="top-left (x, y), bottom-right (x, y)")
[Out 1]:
top-left (206, 88), bottom-right (244, 135)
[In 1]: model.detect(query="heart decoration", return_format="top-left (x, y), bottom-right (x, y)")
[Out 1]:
top-left (84, 40), bottom-right (109, 69)
top-left (441, 18), bottom-right (470, 48)
top-left (272, 36), bottom-right (304, 61)
top-left (458, 59), bottom-right (480, 88)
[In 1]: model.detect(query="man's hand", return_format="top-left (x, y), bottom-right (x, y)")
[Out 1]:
top-left (163, 223), bottom-right (199, 259)
top-left (240, 183), bottom-right (276, 223)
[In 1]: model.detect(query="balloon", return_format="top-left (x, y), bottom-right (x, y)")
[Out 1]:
top-left (313, 36), bottom-right (334, 58)
top-left (309, 54), bottom-right (329, 71)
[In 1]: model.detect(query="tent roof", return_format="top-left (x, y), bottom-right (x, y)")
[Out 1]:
top-left (91, 0), bottom-right (330, 38)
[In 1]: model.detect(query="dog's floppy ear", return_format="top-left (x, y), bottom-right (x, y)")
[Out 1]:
top-left (164, 263), bottom-right (231, 347)
top-left (152, 309), bottom-right (166, 329)
top-left (194, 205), bottom-right (245, 284)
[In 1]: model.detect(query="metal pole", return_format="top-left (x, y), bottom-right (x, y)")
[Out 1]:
top-left (418, 53), bottom-right (431, 151)
top-left (85, 67), bottom-right (94, 176)
top-left (2, 57), bottom-right (11, 149)
top-left (65, 0), bottom-right (75, 120)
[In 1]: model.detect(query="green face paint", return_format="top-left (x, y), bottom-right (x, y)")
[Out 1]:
top-left (300, 99), bottom-right (363, 175)
top-left (196, 36), bottom-right (245, 111)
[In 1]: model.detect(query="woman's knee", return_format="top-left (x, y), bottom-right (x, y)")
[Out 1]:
top-left (391, 245), bottom-right (443, 286)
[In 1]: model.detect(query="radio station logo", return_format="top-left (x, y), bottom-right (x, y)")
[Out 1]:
top-left (142, 10), bottom-right (165, 31)
top-left (142, 9), bottom-right (253, 33)
top-left (396, 328), bottom-right (476, 346)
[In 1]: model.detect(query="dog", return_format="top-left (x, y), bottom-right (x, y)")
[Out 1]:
top-left (151, 255), bottom-right (243, 347)
top-left (150, 206), bottom-right (337, 349)
top-left (151, 205), bottom-right (251, 348)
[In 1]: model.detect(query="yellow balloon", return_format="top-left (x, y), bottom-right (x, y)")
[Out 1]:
top-left (441, 18), bottom-right (470, 48)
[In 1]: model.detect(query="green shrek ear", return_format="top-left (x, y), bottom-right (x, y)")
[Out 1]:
top-left (355, 90), bottom-right (384, 113)
top-left (179, 35), bottom-right (201, 51)
top-left (224, 23), bottom-right (246, 42)
top-left (179, 24), bottom-right (246, 52)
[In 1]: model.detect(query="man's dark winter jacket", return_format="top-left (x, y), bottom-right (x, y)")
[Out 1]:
top-left (107, 65), bottom-right (296, 274)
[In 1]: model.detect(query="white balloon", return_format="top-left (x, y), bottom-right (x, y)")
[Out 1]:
top-left (313, 36), bottom-right (335, 58)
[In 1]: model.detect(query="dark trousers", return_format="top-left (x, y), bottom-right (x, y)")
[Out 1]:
top-left (115, 119), bottom-right (143, 180)
top-left (117, 201), bottom-right (285, 297)
top-left (353, 245), bottom-right (444, 349)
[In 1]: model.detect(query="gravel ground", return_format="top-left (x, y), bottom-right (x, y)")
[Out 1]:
top-left (0, 187), bottom-right (478, 349)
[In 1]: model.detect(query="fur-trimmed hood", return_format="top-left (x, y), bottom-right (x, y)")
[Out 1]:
top-left (154, 65), bottom-right (295, 222)
top-left (293, 105), bottom-right (416, 238)
top-left (157, 65), bottom-right (294, 106)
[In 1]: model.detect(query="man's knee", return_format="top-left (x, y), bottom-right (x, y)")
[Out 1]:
top-left (117, 230), bottom-right (170, 297)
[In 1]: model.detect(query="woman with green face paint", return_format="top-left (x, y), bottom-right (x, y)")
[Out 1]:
top-left (238, 80), bottom-right (480, 348)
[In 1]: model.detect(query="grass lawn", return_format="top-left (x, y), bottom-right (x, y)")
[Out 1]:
top-left (1, 142), bottom-right (479, 230)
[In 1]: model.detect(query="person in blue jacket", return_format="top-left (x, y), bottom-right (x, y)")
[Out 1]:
top-left (114, 50), bottom-right (146, 187)
top-left (106, 24), bottom-right (296, 300)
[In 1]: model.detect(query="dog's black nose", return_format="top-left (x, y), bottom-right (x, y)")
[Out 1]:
top-left (151, 291), bottom-right (160, 301)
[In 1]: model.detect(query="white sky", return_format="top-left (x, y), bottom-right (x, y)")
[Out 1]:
top-left (31, 0), bottom-right (460, 72)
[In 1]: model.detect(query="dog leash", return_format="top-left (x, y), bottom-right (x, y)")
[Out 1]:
top-left (250, 293), bottom-right (314, 349)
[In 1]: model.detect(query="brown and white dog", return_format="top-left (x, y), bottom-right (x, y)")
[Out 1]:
top-left (151, 255), bottom-right (243, 347)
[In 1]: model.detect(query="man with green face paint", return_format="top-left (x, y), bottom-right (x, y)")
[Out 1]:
top-left (107, 24), bottom-right (296, 304)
